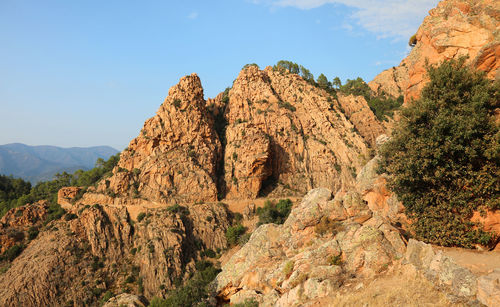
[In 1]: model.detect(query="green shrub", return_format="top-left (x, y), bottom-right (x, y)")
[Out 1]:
top-left (172, 99), bottom-right (181, 108)
top-left (27, 226), bottom-right (39, 240)
top-left (328, 254), bottom-right (343, 266)
top-left (166, 204), bottom-right (189, 216)
top-left (148, 261), bottom-right (220, 307)
top-left (1, 244), bottom-right (24, 261)
top-left (409, 34), bottom-right (417, 47)
top-left (137, 212), bottom-right (146, 222)
top-left (200, 248), bottom-right (216, 258)
top-left (226, 224), bottom-right (246, 246)
top-left (256, 199), bottom-right (293, 225)
top-left (314, 217), bottom-right (343, 236)
top-left (379, 58), bottom-right (500, 248)
top-left (64, 213), bottom-right (78, 221)
top-left (278, 101), bottom-right (296, 112)
top-left (102, 291), bottom-right (113, 302)
top-left (242, 63), bottom-right (259, 70)
top-left (237, 233), bottom-right (251, 245)
top-left (282, 260), bottom-right (294, 276)
top-left (232, 299), bottom-right (260, 307)
top-left (125, 275), bottom-right (136, 283)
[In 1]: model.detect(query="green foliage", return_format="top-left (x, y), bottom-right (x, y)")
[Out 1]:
top-left (327, 254), bottom-right (343, 266)
top-left (137, 212), bottom-right (146, 222)
top-left (367, 95), bottom-right (404, 120)
top-left (314, 216), bottom-right (343, 236)
top-left (273, 60), bottom-right (315, 85)
top-left (226, 224), bottom-right (246, 246)
top-left (316, 73), bottom-right (331, 90)
top-left (338, 77), bottom-right (403, 121)
top-left (282, 260), bottom-right (294, 276)
top-left (64, 213), bottom-right (78, 221)
top-left (242, 63), bottom-right (259, 70)
top-left (125, 275), bottom-right (136, 283)
top-left (44, 202), bottom-right (65, 225)
top-left (27, 226), bottom-right (39, 240)
top-left (256, 199), bottom-right (293, 225)
top-left (232, 299), bottom-right (259, 307)
top-left (102, 291), bottom-right (114, 302)
top-left (166, 204), bottom-right (189, 216)
top-left (149, 261), bottom-right (221, 307)
top-left (409, 34), bottom-right (417, 47)
top-left (0, 153), bottom-right (120, 219)
top-left (200, 248), bottom-right (216, 258)
top-left (237, 233), bottom-right (251, 245)
top-left (278, 101), bottom-right (296, 112)
top-left (0, 175), bottom-right (31, 216)
top-left (172, 99), bottom-right (181, 109)
top-left (379, 58), bottom-right (500, 248)
top-left (1, 244), bottom-right (24, 261)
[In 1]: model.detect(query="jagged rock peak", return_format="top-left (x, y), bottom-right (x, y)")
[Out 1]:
top-left (88, 72), bottom-right (222, 204)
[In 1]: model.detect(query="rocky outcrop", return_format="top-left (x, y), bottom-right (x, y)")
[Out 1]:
top-left (0, 202), bottom-right (231, 306)
top-left (370, 0), bottom-right (500, 102)
top-left (337, 93), bottom-right (387, 147)
top-left (0, 201), bottom-right (48, 253)
top-left (57, 186), bottom-right (82, 209)
top-left (368, 64), bottom-right (408, 98)
top-left (215, 186), bottom-right (406, 306)
top-left (94, 73), bottom-right (222, 204)
top-left (222, 66), bottom-right (379, 200)
top-left (405, 239), bottom-right (500, 306)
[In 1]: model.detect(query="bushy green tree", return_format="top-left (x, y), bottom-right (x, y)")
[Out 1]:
top-left (379, 58), bottom-right (500, 247)
top-left (256, 199), bottom-right (293, 225)
top-left (316, 73), bottom-right (330, 91)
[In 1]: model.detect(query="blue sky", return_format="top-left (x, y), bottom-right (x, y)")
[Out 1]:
top-left (0, 0), bottom-right (438, 150)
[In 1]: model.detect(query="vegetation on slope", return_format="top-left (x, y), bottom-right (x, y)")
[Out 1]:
top-left (273, 60), bottom-right (402, 121)
top-left (379, 58), bottom-right (500, 248)
top-left (0, 153), bottom-right (120, 217)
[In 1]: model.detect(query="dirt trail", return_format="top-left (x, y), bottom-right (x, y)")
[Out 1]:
top-left (438, 247), bottom-right (500, 275)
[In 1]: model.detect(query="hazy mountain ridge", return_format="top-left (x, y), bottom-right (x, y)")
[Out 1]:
top-left (0, 143), bottom-right (119, 183)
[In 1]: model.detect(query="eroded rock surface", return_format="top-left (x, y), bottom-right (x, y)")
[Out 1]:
top-left (371, 0), bottom-right (499, 102)
top-left (215, 185), bottom-right (406, 306)
top-left (0, 202), bottom-right (230, 306)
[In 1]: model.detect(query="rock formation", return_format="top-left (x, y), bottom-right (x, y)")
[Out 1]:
top-left (215, 148), bottom-right (410, 305)
top-left (94, 73), bottom-right (222, 204)
top-left (0, 200), bottom-right (48, 253)
top-left (0, 202), bottom-right (230, 306)
top-left (221, 66), bottom-right (380, 200)
top-left (370, 0), bottom-right (499, 102)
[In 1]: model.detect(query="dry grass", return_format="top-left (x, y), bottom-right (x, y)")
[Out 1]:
top-left (314, 267), bottom-right (462, 307)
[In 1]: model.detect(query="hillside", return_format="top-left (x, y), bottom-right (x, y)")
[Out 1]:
top-left (0, 143), bottom-right (119, 183)
top-left (0, 0), bottom-right (498, 306)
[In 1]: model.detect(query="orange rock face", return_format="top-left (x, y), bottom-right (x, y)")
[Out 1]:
top-left (221, 66), bottom-right (382, 199)
top-left (57, 186), bottom-right (81, 209)
top-left (371, 0), bottom-right (499, 102)
top-left (94, 73), bottom-right (222, 204)
top-left (0, 201), bottom-right (48, 253)
top-left (79, 66), bottom-right (385, 205)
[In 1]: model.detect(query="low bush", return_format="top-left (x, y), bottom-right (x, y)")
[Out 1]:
top-left (149, 261), bottom-right (221, 307)
top-left (256, 199), bottom-right (293, 225)
top-left (226, 224), bottom-right (246, 246)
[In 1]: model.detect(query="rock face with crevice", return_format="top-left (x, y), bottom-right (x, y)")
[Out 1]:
top-left (221, 66), bottom-right (381, 200)
top-left (0, 202), bottom-right (230, 306)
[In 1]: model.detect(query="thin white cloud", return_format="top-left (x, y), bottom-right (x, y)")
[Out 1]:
top-left (253, 0), bottom-right (439, 39)
top-left (187, 12), bottom-right (199, 19)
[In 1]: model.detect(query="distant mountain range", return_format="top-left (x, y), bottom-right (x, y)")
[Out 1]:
top-left (0, 143), bottom-right (119, 183)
